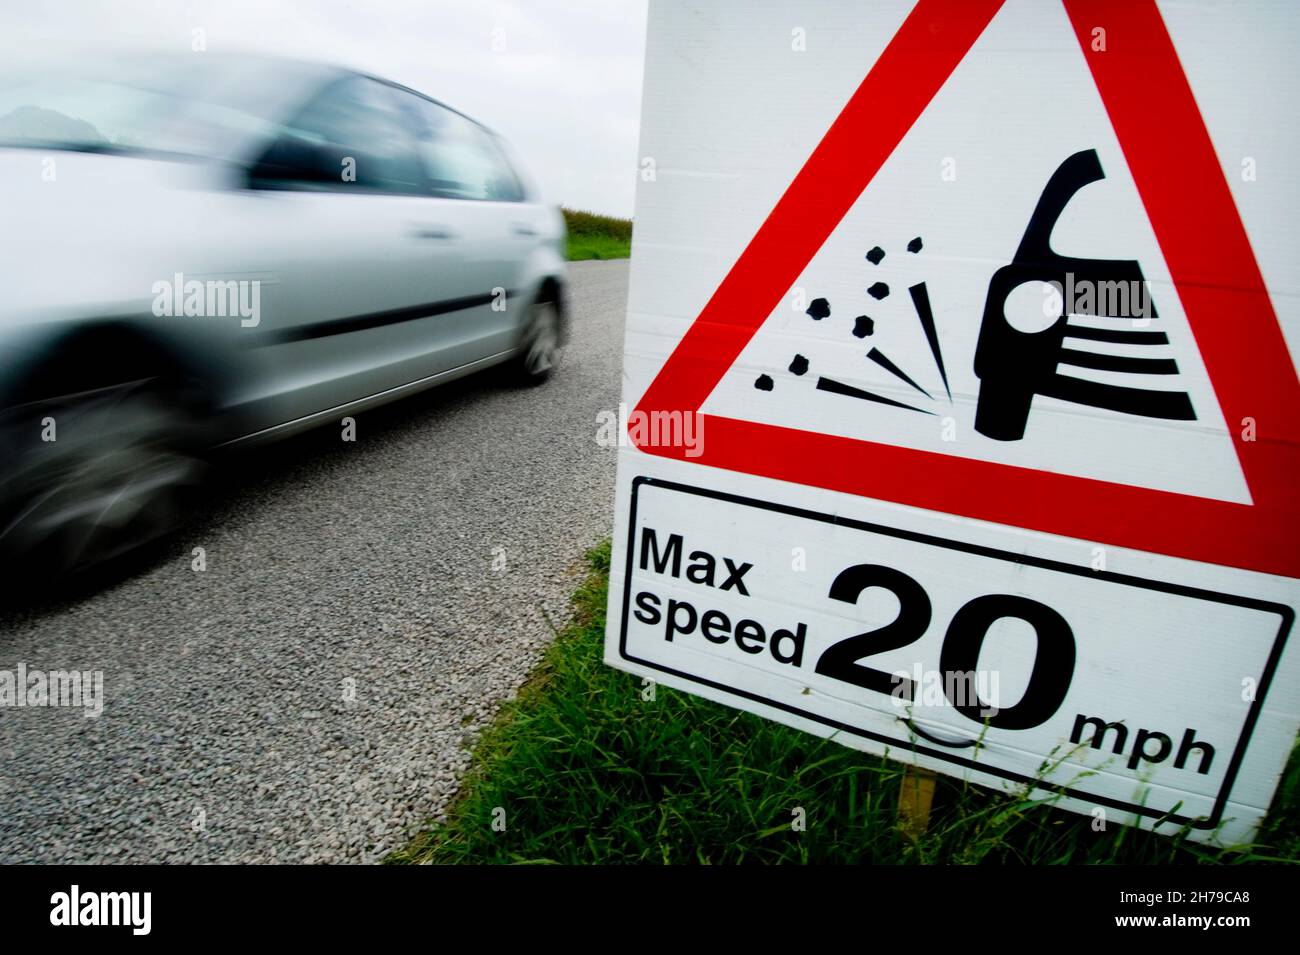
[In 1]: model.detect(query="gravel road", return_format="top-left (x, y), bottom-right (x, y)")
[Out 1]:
top-left (0, 259), bottom-right (627, 863)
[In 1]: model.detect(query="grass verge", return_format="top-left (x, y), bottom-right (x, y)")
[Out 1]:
top-left (563, 208), bottom-right (632, 261)
top-left (391, 540), bottom-right (1299, 864)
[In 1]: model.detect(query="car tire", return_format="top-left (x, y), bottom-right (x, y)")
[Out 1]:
top-left (514, 298), bottom-right (562, 386)
top-left (0, 376), bottom-right (209, 582)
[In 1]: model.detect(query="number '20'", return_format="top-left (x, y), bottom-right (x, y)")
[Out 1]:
top-left (814, 563), bottom-right (1076, 730)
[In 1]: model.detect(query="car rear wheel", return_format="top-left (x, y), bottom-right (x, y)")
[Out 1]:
top-left (0, 377), bottom-right (208, 581)
top-left (516, 299), bottom-right (561, 385)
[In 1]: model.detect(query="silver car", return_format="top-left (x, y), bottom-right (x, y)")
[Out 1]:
top-left (0, 53), bottom-right (568, 576)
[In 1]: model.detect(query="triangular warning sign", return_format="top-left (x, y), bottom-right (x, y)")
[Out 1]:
top-left (631, 0), bottom-right (1300, 579)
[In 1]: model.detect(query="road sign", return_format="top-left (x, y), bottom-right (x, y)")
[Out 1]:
top-left (606, 0), bottom-right (1300, 844)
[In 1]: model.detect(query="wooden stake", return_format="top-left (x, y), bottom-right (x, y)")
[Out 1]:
top-left (897, 766), bottom-right (938, 839)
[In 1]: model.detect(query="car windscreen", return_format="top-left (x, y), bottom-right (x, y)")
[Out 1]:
top-left (0, 57), bottom-right (306, 161)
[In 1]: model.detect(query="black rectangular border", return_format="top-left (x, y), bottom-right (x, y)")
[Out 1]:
top-left (618, 476), bottom-right (1294, 831)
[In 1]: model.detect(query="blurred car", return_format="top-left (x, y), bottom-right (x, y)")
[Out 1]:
top-left (0, 52), bottom-right (568, 577)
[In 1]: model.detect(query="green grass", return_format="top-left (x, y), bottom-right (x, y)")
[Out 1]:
top-left (390, 540), bottom-right (1299, 864)
top-left (562, 208), bottom-right (632, 261)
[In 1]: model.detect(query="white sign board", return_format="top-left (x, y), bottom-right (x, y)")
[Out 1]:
top-left (606, 0), bottom-right (1300, 844)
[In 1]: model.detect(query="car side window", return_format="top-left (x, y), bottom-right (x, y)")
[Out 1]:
top-left (251, 76), bottom-right (427, 194)
top-left (395, 92), bottom-right (525, 202)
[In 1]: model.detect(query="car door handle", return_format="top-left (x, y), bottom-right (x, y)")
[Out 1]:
top-left (410, 225), bottom-right (455, 240)
top-left (511, 223), bottom-right (537, 237)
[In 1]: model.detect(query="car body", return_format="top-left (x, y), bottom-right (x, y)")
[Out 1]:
top-left (0, 52), bottom-right (568, 576)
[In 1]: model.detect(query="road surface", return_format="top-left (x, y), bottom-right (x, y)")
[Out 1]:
top-left (0, 259), bottom-right (627, 863)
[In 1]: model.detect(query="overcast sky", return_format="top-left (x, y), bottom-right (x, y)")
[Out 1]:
top-left (0, 0), bottom-right (648, 217)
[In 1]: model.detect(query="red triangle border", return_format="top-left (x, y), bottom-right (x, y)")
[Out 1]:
top-left (630, 0), bottom-right (1300, 579)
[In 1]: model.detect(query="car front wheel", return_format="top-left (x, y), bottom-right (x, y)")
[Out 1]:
top-left (0, 377), bottom-right (208, 582)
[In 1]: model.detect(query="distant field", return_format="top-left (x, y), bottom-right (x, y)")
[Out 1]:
top-left (563, 207), bottom-right (632, 261)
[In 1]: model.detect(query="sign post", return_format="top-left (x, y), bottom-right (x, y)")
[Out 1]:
top-left (898, 767), bottom-right (939, 840)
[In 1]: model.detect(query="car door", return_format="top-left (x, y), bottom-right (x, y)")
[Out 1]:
top-left (393, 91), bottom-right (538, 367)
top-left (228, 74), bottom-right (481, 430)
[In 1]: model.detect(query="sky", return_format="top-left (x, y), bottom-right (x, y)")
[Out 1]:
top-left (0, 0), bottom-right (648, 217)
